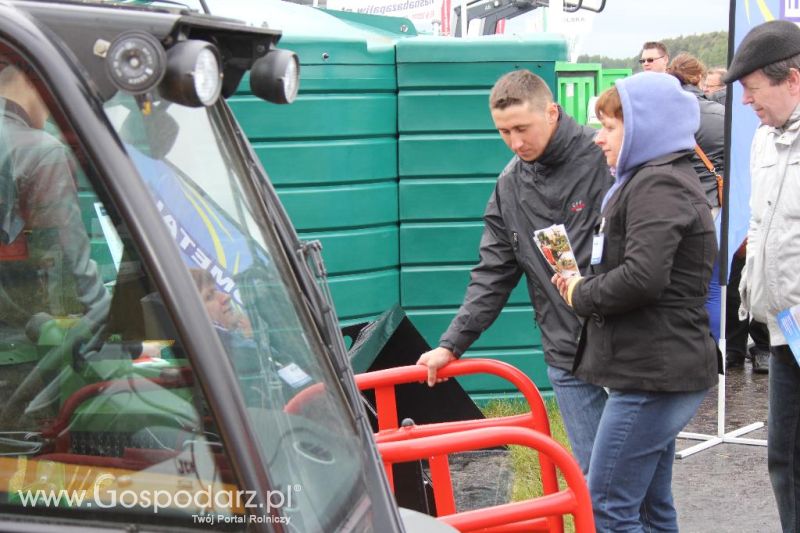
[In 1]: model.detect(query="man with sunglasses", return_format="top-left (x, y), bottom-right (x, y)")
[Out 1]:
top-left (640, 41), bottom-right (669, 73)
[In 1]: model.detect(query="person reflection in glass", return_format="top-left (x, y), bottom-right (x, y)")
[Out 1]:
top-left (0, 62), bottom-right (110, 334)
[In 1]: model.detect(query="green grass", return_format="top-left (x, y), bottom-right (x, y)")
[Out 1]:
top-left (482, 397), bottom-right (577, 533)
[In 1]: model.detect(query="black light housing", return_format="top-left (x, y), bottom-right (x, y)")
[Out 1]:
top-left (105, 31), bottom-right (167, 94)
top-left (249, 48), bottom-right (300, 105)
top-left (159, 40), bottom-right (223, 107)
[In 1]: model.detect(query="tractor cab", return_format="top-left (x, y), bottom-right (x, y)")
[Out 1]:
top-left (0, 1), bottom-right (438, 530)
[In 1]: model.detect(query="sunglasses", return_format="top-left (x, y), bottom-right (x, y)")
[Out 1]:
top-left (639, 56), bottom-right (665, 64)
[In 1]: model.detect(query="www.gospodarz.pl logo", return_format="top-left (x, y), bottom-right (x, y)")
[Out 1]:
top-left (16, 473), bottom-right (299, 524)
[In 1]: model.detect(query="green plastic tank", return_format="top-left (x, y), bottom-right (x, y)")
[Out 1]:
top-left (556, 61), bottom-right (602, 125)
top-left (226, 1), bottom-right (409, 324)
top-left (396, 35), bottom-right (567, 396)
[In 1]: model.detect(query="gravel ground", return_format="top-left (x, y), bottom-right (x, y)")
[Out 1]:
top-left (450, 358), bottom-right (780, 532)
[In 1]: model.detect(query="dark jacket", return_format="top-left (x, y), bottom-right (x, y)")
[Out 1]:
top-left (571, 73), bottom-right (719, 392)
top-left (439, 109), bottom-right (613, 371)
top-left (684, 83), bottom-right (725, 208)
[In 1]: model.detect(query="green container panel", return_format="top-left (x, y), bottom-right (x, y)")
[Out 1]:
top-left (396, 35), bottom-right (567, 65)
top-left (226, 2), bottom-right (404, 325)
top-left (600, 68), bottom-right (633, 92)
top-left (230, 93), bottom-right (397, 141)
top-left (399, 178), bottom-right (495, 221)
top-left (277, 182), bottom-right (397, 232)
top-left (328, 268), bottom-right (400, 320)
top-left (556, 63), bottom-right (601, 126)
top-left (400, 222), bottom-right (483, 264)
top-left (398, 90), bottom-right (493, 133)
top-left (252, 138), bottom-right (397, 187)
top-left (456, 350), bottom-right (551, 393)
top-left (397, 62), bottom-right (558, 90)
top-left (236, 64), bottom-right (396, 96)
top-left (401, 266), bottom-right (529, 307)
top-left (407, 306), bottom-right (539, 350)
top-left (557, 75), bottom-right (596, 125)
top-left (301, 226), bottom-right (398, 276)
top-left (399, 134), bottom-right (509, 178)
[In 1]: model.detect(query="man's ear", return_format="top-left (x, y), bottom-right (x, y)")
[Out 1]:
top-left (546, 102), bottom-right (559, 125)
top-left (788, 68), bottom-right (800, 96)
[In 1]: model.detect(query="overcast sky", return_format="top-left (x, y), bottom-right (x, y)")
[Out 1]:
top-left (580, 0), bottom-right (730, 58)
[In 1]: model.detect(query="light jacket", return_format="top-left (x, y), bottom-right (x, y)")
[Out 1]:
top-left (740, 104), bottom-right (800, 345)
top-left (571, 73), bottom-right (719, 391)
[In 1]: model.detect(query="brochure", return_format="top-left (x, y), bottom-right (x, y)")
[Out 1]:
top-left (533, 224), bottom-right (581, 279)
top-left (777, 305), bottom-right (800, 365)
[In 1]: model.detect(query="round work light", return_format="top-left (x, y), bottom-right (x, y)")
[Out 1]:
top-left (159, 40), bottom-right (223, 107)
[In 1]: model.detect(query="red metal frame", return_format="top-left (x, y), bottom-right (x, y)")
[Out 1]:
top-left (353, 359), bottom-right (567, 532)
top-left (378, 426), bottom-right (594, 533)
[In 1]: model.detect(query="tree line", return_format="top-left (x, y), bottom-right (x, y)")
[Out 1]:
top-left (578, 31), bottom-right (729, 71)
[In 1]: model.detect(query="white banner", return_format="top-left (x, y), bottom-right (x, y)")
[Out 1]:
top-left (326, 0), bottom-right (445, 34)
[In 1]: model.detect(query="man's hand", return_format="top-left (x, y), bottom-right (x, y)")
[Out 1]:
top-left (416, 347), bottom-right (457, 387)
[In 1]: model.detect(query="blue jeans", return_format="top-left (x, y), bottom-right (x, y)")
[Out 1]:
top-left (547, 365), bottom-right (607, 475)
top-left (589, 388), bottom-right (708, 533)
top-left (768, 346), bottom-right (800, 533)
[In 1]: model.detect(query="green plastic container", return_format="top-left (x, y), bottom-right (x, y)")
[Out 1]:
top-left (228, 2), bottom-right (406, 322)
top-left (600, 67), bottom-right (633, 92)
top-left (396, 35), bottom-right (567, 391)
top-left (556, 61), bottom-right (602, 125)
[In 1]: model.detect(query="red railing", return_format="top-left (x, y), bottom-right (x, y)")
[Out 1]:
top-left (354, 359), bottom-right (578, 533)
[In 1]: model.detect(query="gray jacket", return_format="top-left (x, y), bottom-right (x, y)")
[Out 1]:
top-left (439, 110), bottom-right (613, 370)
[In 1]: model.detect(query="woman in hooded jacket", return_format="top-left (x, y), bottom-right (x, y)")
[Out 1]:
top-left (553, 73), bottom-right (719, 532)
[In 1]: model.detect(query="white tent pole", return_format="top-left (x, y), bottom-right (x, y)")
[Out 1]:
top-left (677, 283), bottom-right (766, 459)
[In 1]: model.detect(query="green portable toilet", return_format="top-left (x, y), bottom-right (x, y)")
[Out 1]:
top-left (556, 61), bottom-right (602, 125)
top-left (600, 67), bottom-right (633, 91)
top-left (224, 1), bottom-right (409, 324)
top-left (396, 35), bottom-right (567, 398)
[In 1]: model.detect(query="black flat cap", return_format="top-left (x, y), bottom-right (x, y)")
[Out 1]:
top-left (725, 20), bottom-right (800, 83)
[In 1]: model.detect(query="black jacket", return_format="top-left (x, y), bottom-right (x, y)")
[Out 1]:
top-left (439, 110), bottom-right (613, 370)
top-left (570, 153), bottom-right (719, 391)
top-left (684, 84), bottom-right (725, 208)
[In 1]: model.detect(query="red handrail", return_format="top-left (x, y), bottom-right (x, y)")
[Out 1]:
top-left (354, 359), bottom-right (563, 533)
top-left (378, 426), bottom-right (594, 533)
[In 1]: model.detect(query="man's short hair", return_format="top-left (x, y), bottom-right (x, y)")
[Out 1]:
top-left (762, 53), bottom-right (800, 85)
top-left (489, 69), bottom-right (553, 111)
top-left (641, 41), bottom-right (668, 57)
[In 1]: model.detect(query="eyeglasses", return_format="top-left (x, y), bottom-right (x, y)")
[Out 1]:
top-left (639, 56), bottom-right (665, 64)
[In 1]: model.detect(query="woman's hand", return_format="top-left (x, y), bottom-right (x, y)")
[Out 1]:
top-left (551, 273), bottom-right (582, 306)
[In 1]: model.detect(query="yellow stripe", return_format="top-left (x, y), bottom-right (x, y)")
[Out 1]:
top-left (755, 0), bottom-right (774, 22)
top-left (179, 187), bottom-right (228, 269)
top-left (183, 185), bottom-right (233, 240)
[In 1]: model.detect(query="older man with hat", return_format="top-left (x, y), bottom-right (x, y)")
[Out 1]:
top-left (726, 19), bottom-right (800, 533)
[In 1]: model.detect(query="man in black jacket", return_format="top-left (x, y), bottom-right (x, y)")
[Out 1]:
top-left (417, 70), bottom-right (613, 473)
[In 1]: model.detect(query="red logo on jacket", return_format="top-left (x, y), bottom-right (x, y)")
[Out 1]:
top-left (570, 200), bottom-right (586, 213)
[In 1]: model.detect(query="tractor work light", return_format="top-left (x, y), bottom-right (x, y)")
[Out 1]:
top-left (159, 40), bottom-right (223, 107)
top-left (249, 48), bottom-right (300, 105)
